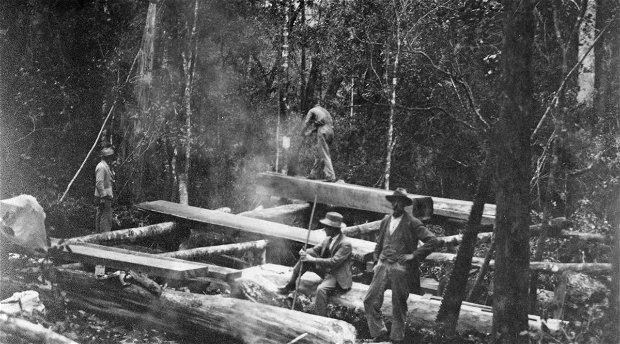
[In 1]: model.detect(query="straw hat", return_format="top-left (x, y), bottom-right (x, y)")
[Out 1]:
top-left (319, 212), bottom-right (345, 228)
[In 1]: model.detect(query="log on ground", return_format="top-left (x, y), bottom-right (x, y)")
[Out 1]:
top-left (54, 267), bottom-right (356, 344)
top-left (52, 222), bottom-right (178, 246)
top-left (232, 264), bottom-right (565, 335)
top-left (0, 313), bottom-right (79, 344)
top-left (160, 240), bottom-right (268, 262)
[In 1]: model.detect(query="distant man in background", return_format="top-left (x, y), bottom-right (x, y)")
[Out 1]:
top-left (95, 147), bottom-right (115, 232)
top-left (363, 187), bottom-right (438, 343)
top-left (300, 104), bottom-right (336, 182)
top-left (278, 212), bottom-right (352, 316)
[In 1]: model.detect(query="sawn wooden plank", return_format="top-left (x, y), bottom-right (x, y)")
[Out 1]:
top-left (58, 242), bottom-right (241, 281)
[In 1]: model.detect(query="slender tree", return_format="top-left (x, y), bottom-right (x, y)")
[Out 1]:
top-left (491, 1), bottom-right (535, 343)
top-left (177, 0), bottom-right (199, 205)
top-left (436, 150), bottom-right (491, 334)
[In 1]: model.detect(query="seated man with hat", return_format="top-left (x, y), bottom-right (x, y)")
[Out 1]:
top-left (364, 187), bottom-right (439, 343)
top-left (278, 211), bottom-right (352, 317)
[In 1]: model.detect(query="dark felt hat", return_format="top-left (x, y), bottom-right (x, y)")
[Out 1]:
top-left (319, 212), bottom-right (345, 228)
top-left (385, 187), bottom-right (413, 206)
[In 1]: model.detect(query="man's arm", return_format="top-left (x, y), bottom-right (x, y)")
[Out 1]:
top-left (301, 110), bottom-right (316, 137)
top-left (398, 220), bottom-right (438, 264)
top-left (312, 241), bottom-right (352, 268)
top-left (95, 164), bottom-right (108, 197)
top-left (373, 216), bottom-right (389, 263)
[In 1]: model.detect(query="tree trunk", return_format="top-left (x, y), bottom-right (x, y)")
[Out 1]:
top-left (436, 154), bottom-right (491, 334)
top-left (177, 0), bottom-right (199, 205)
top-left (56, 222), bottom-right (177, 246)
top-left (299, 0), bottom-right (307, 112)
top-left (467, 236), bottom-right (495, 302)
top-left (54, 267), bottom-right (357, 344)
top-left (160, 240), bottom-right (268, 263)
top-left (612, 210), bottom-right (620, 342)
top-left (233, 264), bottom-right (565, 335)
top-left (383, 16), bottom-right (400, 190)
top-left (577, 0), bottom-right (596, 105)
top-left (492, 1), bottom-right (535, 343)
top-left (127, 1), bottom-right (159, 202)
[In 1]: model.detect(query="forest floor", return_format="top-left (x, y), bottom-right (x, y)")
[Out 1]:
top-left (1, 204), bottom-right (616, 344)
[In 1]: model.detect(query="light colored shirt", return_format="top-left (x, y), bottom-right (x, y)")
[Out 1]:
top-left (95, 160), bottom-right (114, 198)
top-left (389, 215), bottom-right (402, 235)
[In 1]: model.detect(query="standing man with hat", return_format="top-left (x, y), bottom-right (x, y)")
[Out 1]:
top-left (95, 147), bottom-right (115, 232)
top-left (364, 187), bottom-right (439, 343)
top-left (278, 211), bottom-right (352, 316)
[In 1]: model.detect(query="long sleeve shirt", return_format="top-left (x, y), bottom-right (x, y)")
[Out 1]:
top-left (94, 160), bottom-right (114, 198)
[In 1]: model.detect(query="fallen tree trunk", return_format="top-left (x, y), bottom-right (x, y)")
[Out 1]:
top-left (54, 267), bottom-right (356, 344)
top-left (160, 240), bottom-right (268, 264)
top-left (428, 252), bottom-right (611, 273)
top-left (232, 264), bottom-right (564, 335)
top-left (345, 218), bottom-right (601, 245)
top-left (529, 262), bottom-right (612, 273)
top-left (53, 222), bottom-right (177, 246)
top-left (0, 313), bottom-right (79, 344)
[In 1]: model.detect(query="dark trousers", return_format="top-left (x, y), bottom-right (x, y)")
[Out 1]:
top-left (287, 260), bottom-right (347, 316)
top-left (95, 198), bottom-right (112, 232)
top-left (308, 132), bottom-right (335, 180)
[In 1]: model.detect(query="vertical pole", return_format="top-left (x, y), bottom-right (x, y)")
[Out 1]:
top-left (291, 194), bottom-right (318, 310)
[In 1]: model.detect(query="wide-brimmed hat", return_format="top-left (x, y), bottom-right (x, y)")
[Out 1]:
top-left (319, 212), bottom-right (345, 229)
top-left (100, 147), bottom-right (114, 157)
top-left (385, 187), bottom-right (413, 206)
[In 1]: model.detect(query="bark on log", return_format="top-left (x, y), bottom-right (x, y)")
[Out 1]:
top-left (0, 313), bottom-right (79, 344)
top-left (54, 267), bottom-right (356, 344)
top-left (344, 218), bottom-right (605, 246)
top-left (428, 252), bottom-right (611, 273)
top-left (232, 264), bottom-right (564, 334)
top-left (54, 222), bottom-right (177, 246)
top-left (160, 240), bottom-right (268, 262)
top-left (529, 262), bottom-right (612, 273)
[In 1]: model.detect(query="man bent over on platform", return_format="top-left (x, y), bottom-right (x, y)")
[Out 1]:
top-left (278, 212), bottom-right (352, 316)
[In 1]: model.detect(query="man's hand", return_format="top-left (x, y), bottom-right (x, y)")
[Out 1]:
top-left (397, 253), bottom-right (416, 264)
top-left (300, 250), bottom-right (316, 263)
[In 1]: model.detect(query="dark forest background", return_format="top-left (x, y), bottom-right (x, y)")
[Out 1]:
top-left (0, 0), bottom-right (617, 243)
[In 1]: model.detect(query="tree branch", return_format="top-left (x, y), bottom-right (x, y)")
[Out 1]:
top-left (531, 15), bottom-right (616, 140)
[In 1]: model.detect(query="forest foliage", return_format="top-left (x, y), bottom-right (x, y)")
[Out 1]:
top-left (0, 0), bottom-right (619, 343)
top-left (1, 0), bottom-right (617, 222)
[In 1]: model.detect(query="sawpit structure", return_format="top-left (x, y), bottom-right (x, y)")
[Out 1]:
top-left (35, 174), bottom-right (583, 343)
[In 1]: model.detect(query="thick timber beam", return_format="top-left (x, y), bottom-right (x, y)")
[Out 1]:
top-left (53, 242), bottom-right (240, 281)
top-left (55, 267), bottom-right (356, 344)
top-left (136, 201), bottom-right (374, 260)
top-left (255, 172), bottom-right (495, 224)
top-left (233, 264), bottom-right (564, 335)
top-left (238, 203), bottom-right (310, 226)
